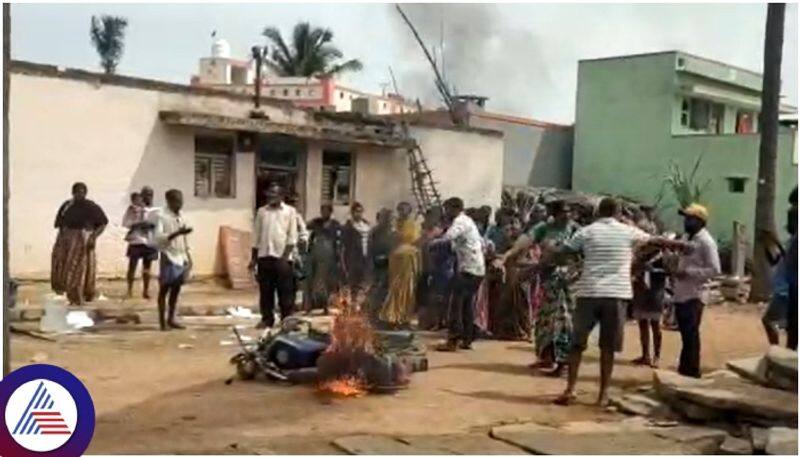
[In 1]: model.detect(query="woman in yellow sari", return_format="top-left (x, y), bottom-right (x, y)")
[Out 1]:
top-left (380, 202), bottom-right (420, 326)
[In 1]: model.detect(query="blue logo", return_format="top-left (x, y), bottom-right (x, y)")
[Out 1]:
top-left (1, 365), bottom-right (94, 456)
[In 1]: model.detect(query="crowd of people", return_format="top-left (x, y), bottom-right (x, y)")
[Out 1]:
top-left (49, 180), bottom-right (798, 407)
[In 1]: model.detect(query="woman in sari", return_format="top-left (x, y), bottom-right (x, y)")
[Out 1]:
top-left (305, 204), bottom-right (342, 315)
top-left (488, 217), bottom-right (538, 340)
top-left (367, 208), bottom-right (395, 321)
top-left (496, 201), bottom-right (578, 376)
top-left (51, 182), bottom-right (108, 306)
top-left (380, 202), bottom-right (420, 327)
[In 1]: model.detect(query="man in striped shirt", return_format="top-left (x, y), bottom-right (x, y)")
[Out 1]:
top-left (548, 197), bottom-right (685, 407)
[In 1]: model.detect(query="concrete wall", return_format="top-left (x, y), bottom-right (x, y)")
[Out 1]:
top-left (468, 116), bottom-right (573, 188)
top-left (573, 52), bottom-right (798, 245)
top-left (409, 126), bottom-right (504, 209)
top-left (7, 70), bottom-right (303, 278)
top-left (301, 126), bottom-right (504, 223)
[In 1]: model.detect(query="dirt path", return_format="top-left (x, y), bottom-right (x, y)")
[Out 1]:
top-left (10, 301), bottom-right (770, 454)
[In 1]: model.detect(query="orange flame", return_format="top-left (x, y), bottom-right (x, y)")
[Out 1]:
top-left (318, 375), bottom-right (367, 397)
top-left (316, 290), bottom-right (374, 398)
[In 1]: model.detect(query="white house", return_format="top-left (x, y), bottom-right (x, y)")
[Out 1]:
top-left (8, 61), bottom-right (504, 279)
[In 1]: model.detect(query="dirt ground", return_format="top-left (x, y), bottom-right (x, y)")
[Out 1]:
top-left (10, 281), bottom-right (774, 454)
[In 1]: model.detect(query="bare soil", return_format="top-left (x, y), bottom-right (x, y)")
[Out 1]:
top-left (10, 281), bottom-right (772, 454)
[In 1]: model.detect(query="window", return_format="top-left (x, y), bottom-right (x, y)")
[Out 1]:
top-left (684, 97), bottom-right (725, 134)
top-left (339, 91), bottom-right (344, 99)
top-left (736, 110), bottom-right (756, 134)
top-left (727, 177), bottom-right (747, 194)
top-left (283, 89), bottom-right (289, 96)
top-left (322, 151), bottom-right (353, 205)
top-left (680, 99), bottom-right (690, 126)
top-left (195, 135), bottom-right (235, 198)
top-left (269, 89), bottom-right (276, 96)
top-left (295, 89), bottom-right (301, 96)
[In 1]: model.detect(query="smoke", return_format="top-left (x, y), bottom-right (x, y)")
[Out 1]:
top-left (389, 3), bottom-right (799, 124)
top-left (390, 4), bottom-right (554, 120)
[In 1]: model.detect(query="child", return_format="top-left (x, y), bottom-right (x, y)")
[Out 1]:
top-left (154, 189), bottom-right (193, 331)
top-left (123, 192), bottom-right (144, 243)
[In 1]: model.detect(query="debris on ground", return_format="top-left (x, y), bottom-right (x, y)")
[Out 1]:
top-left (178, 344), bottom-right (195, 350)
top-left (66, 311), bottom-right (95, 329)
top-left (226, 306), bottom-right (256, 319)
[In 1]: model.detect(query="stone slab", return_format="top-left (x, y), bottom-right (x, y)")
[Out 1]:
top-left (719, 436), bottom-right (753, 455)
top-left (491, 429), bottom-right (699, 455)
top-left (766, 427), bottom-right (798, 455)
top-left (400, 434), bottom-right (529, 455)
top-left (750, 427), bottom-right (769, 452)
top-left (765, 346), bottom-right (798, 392)
top-left (726, 357), bottom-right (769, 386)
top-left (669, 398), bottom-right (726, 422)
top-left (651, 425), bottom-right (727, 444)
top-left (766, 346), bottom-right (798, 375)
top-left (609, 393), bottom-right (669, 417)
top-left (333, 435), bottom-right (441, 455)
top-left (653, 369), bottom-right (798, 422)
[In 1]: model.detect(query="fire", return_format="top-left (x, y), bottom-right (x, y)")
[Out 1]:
top-left (316, 290), bottom-right (374, 398)
top-left (318, 375), bottom-right (367, 397)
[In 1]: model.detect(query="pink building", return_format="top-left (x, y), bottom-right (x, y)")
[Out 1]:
top-left (191, 37), bottom-right (416, 115)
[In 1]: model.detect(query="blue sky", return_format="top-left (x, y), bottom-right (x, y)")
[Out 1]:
top-left (10, 3), bottom-right (798, 123)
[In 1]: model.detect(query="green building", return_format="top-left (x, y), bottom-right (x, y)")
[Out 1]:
top-left (573, 51), bottom-right (797, 246)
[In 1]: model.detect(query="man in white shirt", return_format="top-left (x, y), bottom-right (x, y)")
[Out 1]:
top-left (431, 197), bottom-right (486, 351)
top-left (249, 183), bottom-right (299, 329)
top-left (154, 189), bottom-right (192, 331)
top-left (671, 203), bottom-right (720, 378)
top-left (549, 197), bottom-right (685, 407)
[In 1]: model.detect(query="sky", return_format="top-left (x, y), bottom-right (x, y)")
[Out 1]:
top-left (10, 3), bottom-right (799, 124)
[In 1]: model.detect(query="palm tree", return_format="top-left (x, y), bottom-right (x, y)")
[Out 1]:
top-left (262, 22), bottom-right (362, 77)
top-left (750, 3), bottom-right (786, 301)
top-left (90, 15), bottom-right (128, 74)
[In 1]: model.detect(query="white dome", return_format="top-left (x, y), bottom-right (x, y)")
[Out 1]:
top-left (211, 38), bottom-right (231, 58)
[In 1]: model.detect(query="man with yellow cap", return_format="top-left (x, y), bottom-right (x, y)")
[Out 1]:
top-left (671, 203), bottom-right (721, 378)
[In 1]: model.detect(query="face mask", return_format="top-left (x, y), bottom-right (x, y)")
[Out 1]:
top-left (684, 218), bottom-right (702, 234)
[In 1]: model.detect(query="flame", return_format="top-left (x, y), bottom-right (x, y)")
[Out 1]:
top-left (318, 375), bottom-right (367, 397)
top-left (316, 290), bottom-right (374, 398)
top-left (326, 291), bottom-right (375, 355)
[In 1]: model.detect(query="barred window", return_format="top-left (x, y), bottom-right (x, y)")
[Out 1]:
top-left (195, 135), bottom-right (235, 199)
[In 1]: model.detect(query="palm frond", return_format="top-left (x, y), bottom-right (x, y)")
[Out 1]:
top-left (324, 59), bottom-right (363, 76)
top-left (262, 27), bottom-right (292, 63)
top-left (261, 22), bottom-right (361, 77)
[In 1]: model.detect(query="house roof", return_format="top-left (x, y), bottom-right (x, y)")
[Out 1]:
top-left (578, 50), bottom-right (762, 78)
top-left (383, 109), bottom-right (570, 132)
top-left (10, 60), bottom-right (296, 110)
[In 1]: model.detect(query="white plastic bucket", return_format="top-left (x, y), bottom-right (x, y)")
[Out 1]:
top-left (39, 295), bottom-right (70, 333)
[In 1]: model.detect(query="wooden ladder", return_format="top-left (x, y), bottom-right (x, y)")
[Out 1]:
top-left (406, 144), bottom-right (442, 214)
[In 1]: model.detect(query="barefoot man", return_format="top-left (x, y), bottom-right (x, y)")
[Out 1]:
top-left (546, 197), bottom-right (684, 406)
